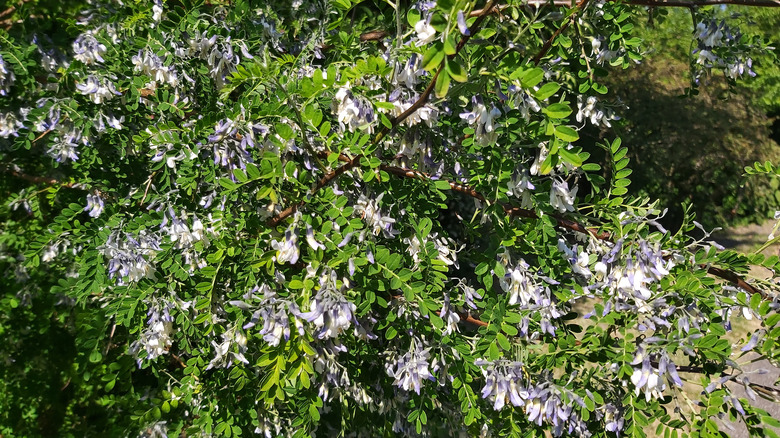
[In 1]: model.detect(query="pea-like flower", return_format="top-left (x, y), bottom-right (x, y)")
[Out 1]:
top-left (73, 33), bottom-right (107, 64)
top-left (76, 75), bottom-right (121, 104)
top-left (550, 179), bottom-right (578, 213)
top-left (84, 193), bottom-right (104, 218)
top-left (0, 54), bottom-right (14, 96)
top-left (387, 344), bottom-right (436, 395)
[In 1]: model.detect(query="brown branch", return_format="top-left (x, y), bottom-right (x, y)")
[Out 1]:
top-left (360, 30), bottom-right (389, 42)
top-left (1, 164), bottom-right (76, 188)
top-left (532, 0), bottom-right (591, 65)
top-left (707, 266), bottom-right (760, 296)
top-left (267, 1), bottom-right (497, 227)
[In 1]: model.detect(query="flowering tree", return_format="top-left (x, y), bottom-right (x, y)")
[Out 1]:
top-left (1, 0), bottom-right (780, 436)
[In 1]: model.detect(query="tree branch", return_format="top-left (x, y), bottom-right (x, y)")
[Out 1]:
top-left (267, 1), bottom-right (498, 227)
top-left (532, 0), bottom-right (591, 65)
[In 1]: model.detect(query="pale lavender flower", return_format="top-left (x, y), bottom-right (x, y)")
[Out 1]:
top-left (84, 193), bottom-right (104, 218)
top-left (459, 96), bottom-right (501, 146)
top-left (73, 33), bottom-right (107, 64)
top-left (354, 193), bottom-right (398, 238)
top-left (0, 112), bottom-right (23, 137)
top-left (387, 344), bottom-right (436, 394)
top-left (550, 179), bottom-right (577, 213)
top-left (414, 18), bottom-right (436, 45)
top-left (298, 270), bottom-right (357, 340)
top-left (602, 404), bottom-right (625, 436)
top-left (76, 75), bottom-right (121, 104)
top-left (507, 169), bottom-right (535, 208)
top-left (129, 300), bottom-right (175, 364)
top-left (206, 327), bottom-right (249, 370)
top-left (396, 54), bottom-right (425, 88)
top-left (440, 293), bottom-right (460, 336)
top-left (332, 85), bottom-right (376, 133)
top-left (0, 54), bottom-right (14, 96)
top-left (271, 229), bottom-right (299, 265)
top-left (461, 283), bottom-right (482, 309)
top-left (100, 229), bottom-right (161, 285)
top-left (306, 224), bottom-right (326, 251)
top-left (456, 11), bottom-right (471, 36)
top-left (132, 49), bottom-right (179, 87)
top-left (630, 348), bottom-right (682, 401)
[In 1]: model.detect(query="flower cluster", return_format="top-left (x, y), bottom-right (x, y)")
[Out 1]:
top-left (332, 86), bottom-right (376, 133)
top-left (83, 192), bottom-right (104, 218)
top-left (576, 95), bottom-right (619, 129)
top-left (404, 232), bottom-right (459, 268)
top-left (460, 96), bottom-right (501, 146)
top-left (476, 360), bottom-right (591, 436)
top-left (72, 32), bottom-right (107, 65)
top-left (499, 259), bottom-right (563, 337)
top-left (209, 117), bottom-right (269, 174)
top-left (101, 228), bottom-right (161, 285)
top-left (129, 300), bottom-right (175, 364)
top-left (386, 342), bottom-right (436, 395)
top-left (590, 37), bottom-right (619, 65)
top-left (629, 347), bottom-right (683, 401)
top-left (132, 48), bottom-right (181, 88)
top-left (206, 326), bottom-right (249, 370)
top-left (76, 75), bottom-right (121, 104)
top-left (595, 239), bottom-right (675, 312)
top-left (0, 54), bottom-right (14, 96)
top-left (237, 284), bottom-right (302, 347)
top-left (354, 193), bottom-right (398, 238)
top-left (693, 19), bottom-right (756, 81)
top-left (298, 269), bottom-right (358, 341)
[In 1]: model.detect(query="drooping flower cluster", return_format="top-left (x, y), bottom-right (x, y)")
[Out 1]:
top-left (354, 193), bottom-right (398, 238)
top-left (693, 19), bottom-right (756, 81)
top-left (550, 179), bottom-right (578, 213)
top-left (404, 232), bottom-right (459, 269)
top-left (595, 239), bottom-right (675, 312)
top-left (0, 54), bottom-right (14, 96)
top-left (83, 192), bottom-right (104, 218)
top-left (129, 300), bottom-right (175, 364)
top-left (332, 85), bottom-right (376, 133)
top-left (499, 258), bottom-right (563, 337)
top-left (206, 326), bottom-right (249, 370)
top-left (208, 116), bottom-right (269, 174)
top-left (629, 347), bottom-right (683, 402)
top-left (101, 228), bottom-right (162, 285)
top-left (386, 342), bottom-right (436, 395)
top-left (132, 48), bottom-right (181, 88)
top-left (576, 95), bottom-right (619, 129)
top-left (238, 284), bottom-right (302, 347)
top-left (476, 360), bottom-right (591, 436)
top-left (590, 37), bottom-right (620, 65)
top-left (507, 167), bottom-right (536, 208)
top-left (298, 269), bottom-right (358, 341)
top-left (460, 96), bottom-right (501, 146)
top-left (161, 208), bottom-right (215, 272)
top-left (72, 32), bottom-right (107, 65)
top-left (271, 215), bottom-right (300, 265)
top-left (76, 75), bottom-right (121, 104)
top-left (0, 112), bottom-right (23, 138)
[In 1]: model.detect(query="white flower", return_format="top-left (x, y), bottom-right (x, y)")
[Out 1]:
top-left (549, 179), bottom-right (578, 213)
top-left (83, 193), bottom-right (104, 218)
top-left (271, 229), bottom-right (300, 264)
top-left (415, 20), bottom-right (436, 45)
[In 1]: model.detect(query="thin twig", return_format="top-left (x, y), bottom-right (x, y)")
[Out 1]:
top-left (532, 0), bottom-right (591, 65)
top-left (268, 1), bottom-right (498, 227)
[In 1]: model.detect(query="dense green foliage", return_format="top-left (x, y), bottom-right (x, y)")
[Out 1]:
top-left (0, 0), bottom-right (779, 437)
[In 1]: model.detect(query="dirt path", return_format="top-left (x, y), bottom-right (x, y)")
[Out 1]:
top-left (712, 220), bottom-right (780, 438)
